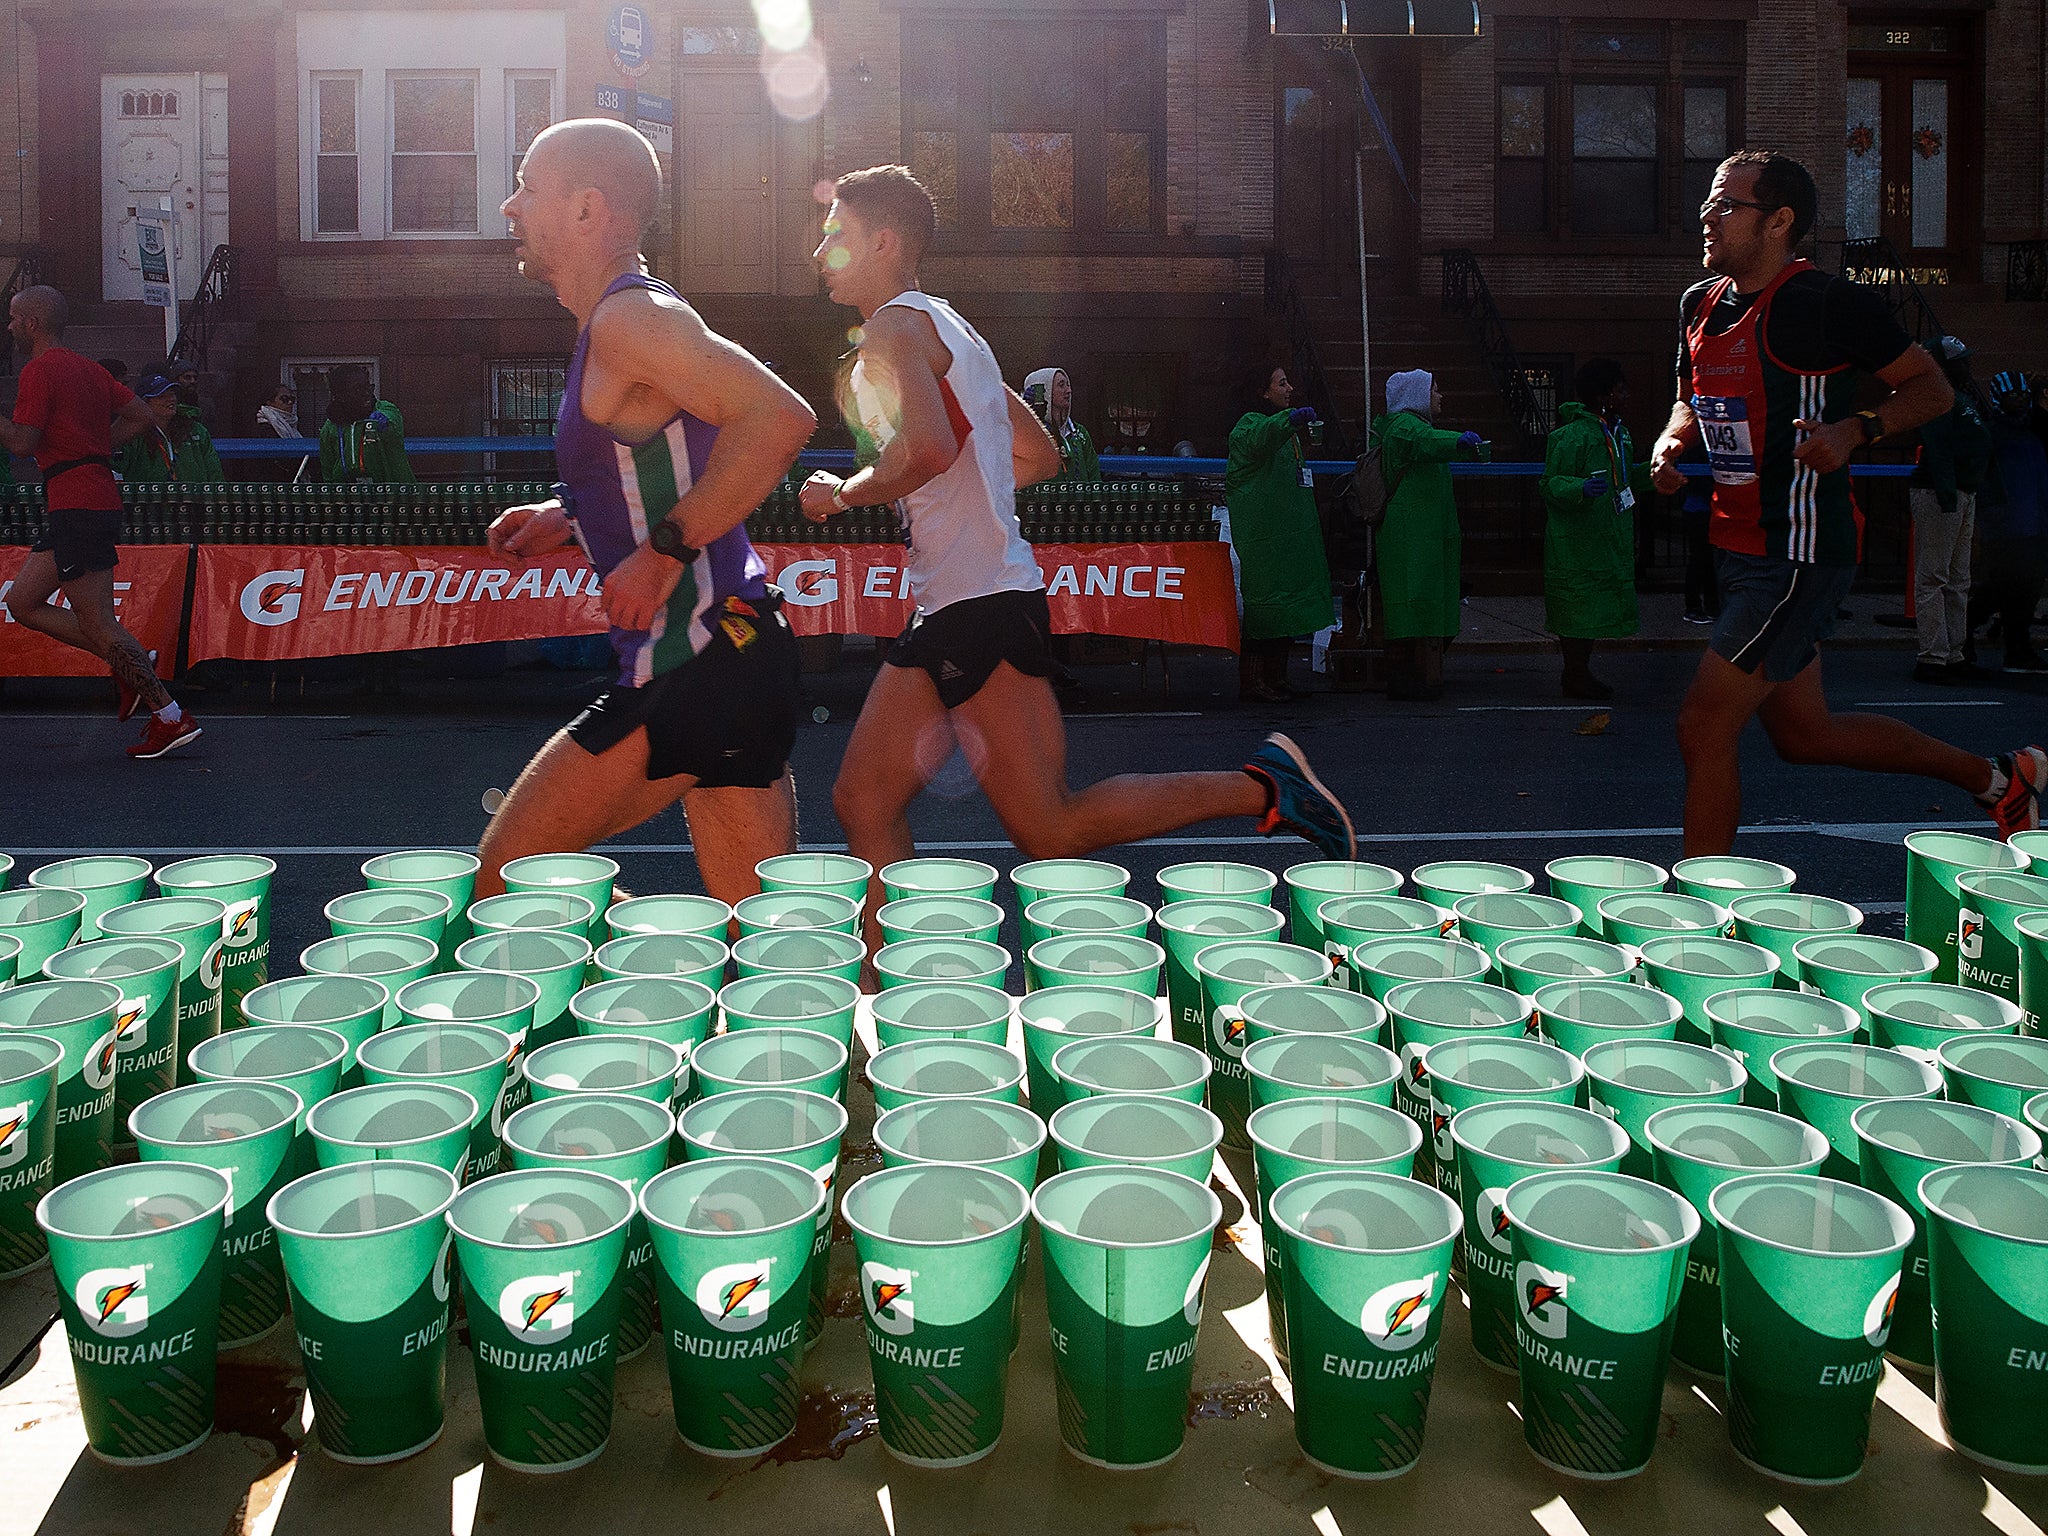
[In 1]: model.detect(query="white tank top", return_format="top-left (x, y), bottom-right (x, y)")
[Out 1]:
top-left (849, 291), bottom-right (1043, 615)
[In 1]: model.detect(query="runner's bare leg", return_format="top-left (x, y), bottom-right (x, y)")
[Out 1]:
top-left (475, 726), bottom-right (697, 899)
top-left (4, 557), bottom-right (169, 712)
top-left (833, 661), bottom-right (960, 958)
top-left (1757, 661), bottom-right (1993, 788)
top-left (682, 772), bottom-right (799, 913)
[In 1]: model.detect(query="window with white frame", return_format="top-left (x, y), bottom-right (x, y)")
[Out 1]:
top-left (391, 74), bottom-right (480, 233)
top-left (507, 73), bottom-right (556, 195)
top-left (314, 76), bottom-right (361, 235)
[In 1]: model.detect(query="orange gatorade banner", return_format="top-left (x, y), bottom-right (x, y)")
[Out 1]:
top-left (0, 545), bottom-right (188, 677)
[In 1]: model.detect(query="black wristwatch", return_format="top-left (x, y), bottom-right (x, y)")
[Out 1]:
top-left (648, 520), bottom-right (701, 565)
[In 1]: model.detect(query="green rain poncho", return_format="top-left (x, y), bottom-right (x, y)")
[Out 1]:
top-left (1226, 409), bottom-right (1334, 641)
top-left (114, 406), bottom-right (225, 485)
top-left (1371, 392), bottom-right (1479, 640)
top-left (1540, 401), bottom-right (1641, 640)
top-left (320, 400), bottom-right (417, 485)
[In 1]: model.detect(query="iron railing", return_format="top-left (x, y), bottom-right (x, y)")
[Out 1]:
top-left (1263, 248), bottom-right (1353, 457)
top-left (168, 244), bottom-right (240, 369)
top-left (1840, 236), bottom-right (1948, 345)
top-left (2007, 239), bottom-right (2048, 303)
top-left (0, 250), bottom-right (43, 374)
top-left (1439, 248), bottom-right (1550, 450)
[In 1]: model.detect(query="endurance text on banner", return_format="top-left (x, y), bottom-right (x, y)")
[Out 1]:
top-left (0, 545), bottom-right (188, 678)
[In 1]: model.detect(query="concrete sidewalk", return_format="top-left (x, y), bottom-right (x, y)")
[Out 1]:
top-left (1455, 592), bottom-right (1922, 654)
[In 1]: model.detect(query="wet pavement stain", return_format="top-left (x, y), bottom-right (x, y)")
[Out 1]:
top-left (1186, 1376), bottom-right (1274, 1425)
top-left (213, 1356), bottom-right (305, 1467)
top-left (1242, 1453), bottom-right (1332, 1510)
top-left (706, 1388), bottom-right (879, 1500)
top-left (830, 1145), bottom-right (883, 1245)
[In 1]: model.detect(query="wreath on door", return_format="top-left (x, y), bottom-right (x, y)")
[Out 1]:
top-left (1846, 123), bottom-right (1874, 157)
top-left (1914, 126), bottom-right (1944, 160)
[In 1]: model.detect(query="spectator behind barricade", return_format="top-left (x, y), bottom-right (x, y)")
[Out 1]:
top-left (319, 363), bottom-right (416, 484)
top-left (255, 382), bottom-right (312, 483)
top-left (1370, 368), bottom-right (1485, 701)
top-left (1540, 358), bottom-right (1643, 700)
top-left (1022, 366), bottom-right (1101, 482)
top-left (1908, 335), bottom-right (1993, 683)
top-left (1966, 371), bottom-right (2048, 676)
top-left (114, 369), bottom-right (224, 484)
top-left (1226, 364), bottom-right (1334, 702)
top-left (174, 363), bottom-right (201, 413)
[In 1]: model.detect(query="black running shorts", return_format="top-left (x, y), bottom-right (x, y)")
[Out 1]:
top-left (31, 509), bottom-right (123, 581)
top-left (886, 587), bottom-right (1057, 709)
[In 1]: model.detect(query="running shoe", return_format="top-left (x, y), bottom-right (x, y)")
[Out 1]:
top-left (127, 714), bottom-right (203, 760)
top-left (1986, 747), bottom-right (2047, 839)
top-left (115, 650), bottom-right (159, 722)
top-left (1243, 732), bottom-right (1356, 859)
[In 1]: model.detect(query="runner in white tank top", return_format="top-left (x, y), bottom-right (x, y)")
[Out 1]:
top-left (802, 166), bottom-right (1357, 974)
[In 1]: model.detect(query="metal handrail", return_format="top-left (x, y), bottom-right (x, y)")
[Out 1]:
top-left (1264, 249), bottom-right (1354, 456)
top-left (0, 250), bottom-right (43, 374)
top-left (1839, 235), bottom-right (1947, 345)
top-left (1439, 247), bottom-right (1550, 448)
top-left (168, 244), bottom-right (240, 368)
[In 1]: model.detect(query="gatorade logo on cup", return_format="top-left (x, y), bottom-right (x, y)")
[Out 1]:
top-left (223, 900), bottom-right (262, 952)
top-left (82, 1031), bottom-right (120, 1094)
top-left (1210, 1007), bottom-right (1248, 1059)
top-left (0, 1102), bottom-right (30, 1170)
top-left (114, 998), bottom-right (149, 1053)
top-left (1362, 1273), bottom-right (1438, 1352)
top-left (239, 569), bottom-right (305, 627)
top-left (77, 1265), bottom-right (150, 1338)
top-left (499, 1273), bottom-right (576, 1344)
top-left (200, 939), bottom-right (226, 992)
top-left (697, 1259), bottom-right (775, 1333)
top-left (1516, 1261), bottom-right (1570, 1340)
top-left (1476, 1187), bottom-right (1514, 1255)
top-left (1430, 1104), bottom-right (1454, 1163)
top-left (1958, 908), bottom-right (1986, 962)
top-left (431, 1234), bottom-right (455, 1306)
top-left (1399, 1043), bottom-right (1430, 1092)
top-left (1183, 1256), bottom-right (1211, 1327)
top-left (1863, 1274), bottom-right (1901, 1349)
top-left (862, 1261), bottom-right (916, 1336)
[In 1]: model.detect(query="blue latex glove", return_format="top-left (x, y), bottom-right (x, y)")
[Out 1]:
top-left (366, 411), bottom-right (392, 434)
top-left (1457, 430), bottom-right (1483, 448)
top-left (1582, 474), bottom-right (1610, 499)
top-left (1288, 407), bottom-right (1318, 426)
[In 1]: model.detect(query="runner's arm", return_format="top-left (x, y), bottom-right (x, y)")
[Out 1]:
top-left (0, 418), bottom-right (36, 455)
top-left (1793, 344), bottom-right (1952, 475)
top-left (815, 307), bottom-right (959, 509)
top-left (1650, 400), bottom-right (1699, 493)
top-left (108, 396), bottom-right (154, 450)
top-left (1007, 387), bottom-right (1063, 489)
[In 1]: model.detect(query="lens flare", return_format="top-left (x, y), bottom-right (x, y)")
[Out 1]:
top-left (761, 37), bottom-right (830, 122)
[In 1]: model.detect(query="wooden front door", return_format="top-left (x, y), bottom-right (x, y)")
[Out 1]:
top-left (1273, 41), bottom-right (1417, 299)
top-left (679, 71), bottom-right (775, 294)
top-left (1845, 21), bottom-right (1978, 284)
top-left (101, 73), bottom-right (228, 302)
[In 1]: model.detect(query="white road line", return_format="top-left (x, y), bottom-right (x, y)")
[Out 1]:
top-left (1456, 706), bottom-right (1616, 713)
top-left (1849, 700), bottom-right (2009, 708)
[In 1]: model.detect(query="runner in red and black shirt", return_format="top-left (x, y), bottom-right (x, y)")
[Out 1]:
top-left (1650, 152), bottom-right (2043, 848)
top-left (0, 285), bottom-right (201, 757)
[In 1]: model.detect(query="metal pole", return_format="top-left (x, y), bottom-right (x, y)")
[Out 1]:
top-left (1355, 148), bottom-right (1371, 430)
top-left (159, 196), bottom-right (179, 358)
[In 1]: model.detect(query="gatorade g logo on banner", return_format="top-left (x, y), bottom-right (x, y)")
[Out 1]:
top-left (1958, 908), bottom-right (1986, 962)
top-left (223, 900), bottom-right (262, 952)
top-left (862, 1261), bottom-right (915, 1336)
top-left (0, 1101), bottom-right (30, 1170)
top-left (200, 938), bottom-right (226, 991)
top-left (431, 1234), bottom-right (455, 1305)
top-left (1476, 1187), bottom-right (1514, 1255)
top-left (1209, 1006), bottom-right (1247, 1059)
top-left (82, 1031), bottom-right (120, 1094)
top-left (1361, 1273), bottom-right (1438, 1352)
top-left (114, 997), bottom-right (149, 1053)
top-left (1183, 1256), bottom-right (1211, 1327)
top-left (1863, 1274), bottom-right (1901, 1349)
top-left (239, 569), bottom-right (305, 627)
top-left (696, 1259), bottom-right (775, 1333)
top-left (77, 1265), bottom-right (150, 1338)
top-left (1516, 1261), bottom-right (1570, 1340)
top-left (499, 1273), bottom-right (576, 1344)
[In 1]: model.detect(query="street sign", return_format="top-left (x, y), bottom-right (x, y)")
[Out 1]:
top-left (595, 83), bottom-right (628, 115)
top-left (608, 4), bottom-right (653, 79)
top-left (634, 91), bottom-right (674, 152)
top-left (136, 208), bottom-right (174, 310)
top-left (635, 92), bottom-right (674, 125)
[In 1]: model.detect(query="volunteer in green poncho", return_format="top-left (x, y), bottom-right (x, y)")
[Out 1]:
top-left (113, 369), bottom-right (226, 484)
top-left (1022, 366), bottom-right (1101, 482)
top-left (319, 362), bottom-right (416, 484)
top-left (1371, 368), bottom-right (1485, 700)
top-left (1226, 365), bottom-right (1333, 702)
top-left (1540, 357), bottom-right (1642, 699)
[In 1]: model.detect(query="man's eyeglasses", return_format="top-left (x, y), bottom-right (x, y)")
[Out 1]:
top-left (1700, 197), bottom-right (1780, 219)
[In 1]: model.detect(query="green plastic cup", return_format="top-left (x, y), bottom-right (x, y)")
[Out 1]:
top-left (1384, 978), bottom-right (1532, 1186)
top-left (1316, 895), bottom-right (1449, 992)
top-left (500, 852), bottom-right (618, 942)
top-left (692, 1028), bottom-right (847, 1100)
top-left (1032, 1165), bottom-right (1221, 1468)
top-left (1704, 990), bottom-right (1860, 1107)
top-left (1794, 934), bottom-right (1942, 1029)
top-left (1157, 898), bottom-right (1286, 1047)
top-left (399, 969), bottom-right (541, 1147)
top-left (0, 979), bottom-right (122, 1180)
top-left (1026, 933), bottom-right (1164, 997)
top-left (875, 1099), bottom-right (1047, 1187)
top-left (1938, 1033), bottom-right (2048, 1118)
top-left (1528, 978), bottom-right (1683, 1056)
top-left (363, 849), bottom-right (480, 965)
top-left (880, 857), bottom-right (1000, 903)
top-left (268, 1160), bottom-right (461, 1463)
top-left (186, 1024), bottom-right (345, 1139)
top-left (1051, 1035), bottom-right (1210, 1103)
top-left (38, 1161), bottom-right (231, 1464)
top-left (1020, 894), bottom-right (1151, 959)
top-left (872, 982), bottom-right (1012, 1049)
top-left (1728, 893), bottom-right (1865, 988)
top-left (877, 895), bottom-right (1004, 947)
top-left (505, 1092), bottom-right (674, 1360)
top-left (1637, 934), bottom-right (1780, 1043)
top-left (570, 976), bottom-right (718, 1051)
top-left (468, 891), bottom-right (599, 943)
top-left (1347, 935), bottom-right (1489, 1002)
top-left (1596, 891), bottom-right (1730, 954)
top-left (1013, 858), bottom-right (1130, 910)
top-left (1545, 856), bottom-right (1668, 938)
top-left (2014, 831), bottom-right (2048, 864)
top-left (0, 1033), bottom-right (64, 1275)
top-left (524, 1035), bottom-right (683, 1107)
top-left (676, 1088), bottom-right (847, 1349)
top-left (1448, 1102), bottom-right (1630, 1372)
top-left (1671, 855), bottom-right (1796, 903)
top-left (0, 852), bottom-right (11, 890)
top-left (1505, 1170), bottom-right (1699, 1479)
top-left (1493, 935), bottom-right (1634, 994)
top-left (356, 1023), bottom-right (516, 1182)
top-left (28, 856), bottom-right (152, 943)
top-left (1282, 861), bottom-right (1403, 949)
top-left (1238, 982), bottom-right (1385, 1046)
top-left (735, 890), bottom-right (863, 939)
top-left (324, 888), bottom-right (453, 959)
top-left (1411, 861), bottom-right (1533, 915)
top-left (1242, 1034), bottom-right (1402, 1111)
top-left (594, 932), bottom-right (728, 990)
top-left (455, 928), bottom-right (593, 1051)
top-left (1048, 1094), bottom-right (1222, 1184)
top-left (240, 975), bottom-right (387, 1088)
top-left (1852, 1096), bottom-right (2040, 1370)
top-left (42, 936), bottom-right (184, 1128)
top-left (0, 932), bottom-right (18, 988)
top-left (308, 1081), bottom-right (478, 1176)
top-left (1156, 860), bottom-right (1277, 906)
top-left (1452, 893), bottom-right (1583, 964)
top-left (869, 1039), bottom-right (1025, 1114)
top-left (1954, 869), bottom-right (2048, 1004)
top-left (605, 894), bottom-right (733, 943)
top-left (756, 852), bottom-right (874, 904)
top-left (730, 928), bottom-right (866, 985)
top-left (1271, 1170), bottom-right (1461, 1478)
top-left (639, 1156), bottom-right (826, 1455)
top-left (130, 1080), bottom-right (305, 1347)
top-left (1643, 1103), bottom-right (1829, 1375)
top-left (1195, 940), bottom-right (1331, 1147)
top-left (154, 854), bottom-right (275, 1034)
top-left (873, 937), bottom-right (1010, 990)
top-left (1422, 1037), bottom-right (1583, 1198)
top-left (1772, 1040), bottom-right (1943, 1180)
top-left (1018, 986), bottom-right (1158, 1118)
top-left (721, 973), bottom-right (859, 1098)
top-left (1248, 1098), bottom-right (1421, 1370)
top-left (1581, 1038), bottom-right (1745, 1178)
top-left (2020, 908), bottom-right (2048, 1035)
top-left (1864, 981), bottom-right (2021, 1069)
top-left (847, 1162), bottom-right (1029, 1466)
top-left (1919, 1163), bottom-right (2048, 1472)
top-left (1906, 829), bottom-right (2026, 984)
top-left (446, 1167), bottom-right (635, 1472)
top-left (0, 886), bottom-right (85, 980)
top-left (100, 896), bottom-right (229, 1086)
top-left (301, 932), bottom-right (440, 1030)
top-left (1711, 1173), bottom-right (1914, 1482)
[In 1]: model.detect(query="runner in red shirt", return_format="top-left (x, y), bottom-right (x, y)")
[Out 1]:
top-left (0, 285), bottom-right (201, 757)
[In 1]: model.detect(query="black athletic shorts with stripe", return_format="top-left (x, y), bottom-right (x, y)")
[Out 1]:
top-left (1708, 549), bottom-right (1859, 683)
